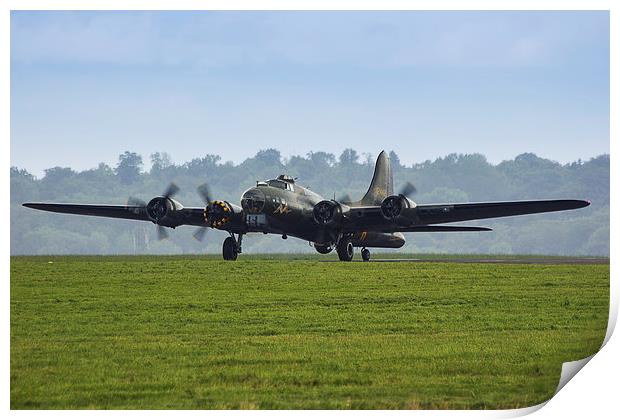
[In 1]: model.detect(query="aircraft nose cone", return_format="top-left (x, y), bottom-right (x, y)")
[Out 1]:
top-left (241, 188), bottom-right (266, 213)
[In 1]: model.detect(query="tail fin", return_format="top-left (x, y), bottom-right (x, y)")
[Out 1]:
top-left (358, 151), bottom-right (394, 206)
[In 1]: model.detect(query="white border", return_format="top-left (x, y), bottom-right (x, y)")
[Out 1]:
top-left (3, 1), bottom-right (616, 418)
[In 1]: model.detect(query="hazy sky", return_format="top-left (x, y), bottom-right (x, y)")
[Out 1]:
top-left (11, 11), bottom-right (609, 177)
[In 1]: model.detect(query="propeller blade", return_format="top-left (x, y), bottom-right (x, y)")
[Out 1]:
top-left (157, 225), bottom-right (169, 240)
top-left (193, 227), bottom-right (208, 242)
top-left (337, 194), bottom-right (352, 204)
top-left (197, 183), bottom-right (212, 204)
top-left (162, 182), bottom-right (179, 199)
top-left (399, 182), bottom-right (417, 197)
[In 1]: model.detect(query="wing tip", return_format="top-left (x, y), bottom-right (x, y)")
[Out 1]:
top-left (23, 202), bottom-right (57, 212)
top-left (571, 199), bottom-right (591, 209)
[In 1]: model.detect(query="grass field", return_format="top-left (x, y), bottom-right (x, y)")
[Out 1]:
top-left (10, 255), bottom-right (609, 409)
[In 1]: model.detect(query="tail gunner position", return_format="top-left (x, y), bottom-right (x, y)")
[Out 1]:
top-left (23, 151), bottom-right (590, 261)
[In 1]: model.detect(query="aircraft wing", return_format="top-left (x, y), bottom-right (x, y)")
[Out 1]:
top-left (22, 203), bottom-right (207, 227)
top-left (343, 199), bottom-right (589, 232)
top-left (23, 203), bottom-right (150, 220)
top-left (414, 199), bottom-right (590, 225)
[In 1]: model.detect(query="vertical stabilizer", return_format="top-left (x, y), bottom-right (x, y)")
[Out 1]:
top-left (358, 151), bottom-right (394, 206)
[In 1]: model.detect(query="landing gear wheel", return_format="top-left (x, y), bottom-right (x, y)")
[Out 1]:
top-left (222, 236), bottom-right (238, 261)
top-left (336, 239), bottom-right (354, 261)
top-left (361, 248), bottom-right (371, 262)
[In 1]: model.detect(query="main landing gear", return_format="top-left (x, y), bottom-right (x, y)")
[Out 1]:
top-left (223, 233), bottom-right (243, 261)
top-left (336, 238), bottom-right (354, 261)
top-left (335, 237), bottom-right (372, 262)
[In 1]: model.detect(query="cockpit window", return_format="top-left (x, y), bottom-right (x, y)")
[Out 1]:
top-left (268, 179), bottom-right (289, 190)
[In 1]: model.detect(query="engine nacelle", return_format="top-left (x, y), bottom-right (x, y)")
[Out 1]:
top-left (380, 194), bottom-right (417, 221)
top-left (205, 200), bottom-right (243, 229)
top-left (313, 200), bottom-right (350, 226)
top-left (314, 244), bottom-right (333, 254)
top-left (146, 197), bottom-right (183, 227)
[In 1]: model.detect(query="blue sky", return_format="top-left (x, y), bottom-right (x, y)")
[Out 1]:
top-left (11, 11), bottom-right (609, 177)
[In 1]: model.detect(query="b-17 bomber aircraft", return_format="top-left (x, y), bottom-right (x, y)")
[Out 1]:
top-left (23, 151), bottom-right (590, 261)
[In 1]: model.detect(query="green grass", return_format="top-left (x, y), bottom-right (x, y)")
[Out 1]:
top-left (11, 255), bottom-right (609, 409)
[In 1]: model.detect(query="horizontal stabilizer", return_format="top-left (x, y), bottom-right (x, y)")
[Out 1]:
top-left (398, 225), bottom-right (492, 233)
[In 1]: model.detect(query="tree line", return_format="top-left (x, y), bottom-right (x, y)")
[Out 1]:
top-left (10, 149), bottom-right (609, 256)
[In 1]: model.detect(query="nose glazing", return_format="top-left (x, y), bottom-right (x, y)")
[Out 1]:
top-left (241, 188), bottom-right (266, 213)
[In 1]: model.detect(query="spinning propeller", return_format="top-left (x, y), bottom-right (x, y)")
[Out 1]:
top-left (127, 182), bottom-right (220, 242)
top-left (126, 182), bottom-right (179, 240)
top-left (192, 183), bottom-right (212, 242)
top-left (381, 182), bottom-right (418, 221)
top-left (398, 181), bottom-right (417, 198)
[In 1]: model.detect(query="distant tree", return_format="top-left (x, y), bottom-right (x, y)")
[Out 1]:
top-left (254, 149), bottom-right (282, 166)
top-left (339, 148), bottom-right (359, 166)
top-left (11, 166), bottom-right (35, 180)
top-left (10, 167), bottom-right (38, 203)
top-left (43, 167), bottom-right (75, 183)
top-left (78, 163), bottom-right (115, 184)
top-left (389, 151), bottom-right (402, 168)
top-left (184, 154), bottom-right (222, 176)
top-left (115, 151), bottom-right (143, 184)
top-left (202, 154), bottom-right (221, 168)
top-left (96, 162), bottom-right (114, 174)
top-left (512, 153), bottom-right (559, 170)
top-left (84, 163), bottom-right (114, 176)
top-left (36, 167), bottom-right (79, 199)
top-left (420, 187), bottom-right (469, 203)
top-left (307, 151), bottom-right (335, 167)
top-left (362, 153), bottom-right (374, 166)
top-left (150, 152), bottom-right (173, 172)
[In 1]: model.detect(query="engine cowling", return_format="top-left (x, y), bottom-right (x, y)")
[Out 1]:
top-left (313, 200), bottom-right (350, 226)
top-left (314, 244), bottom-right (333, 254)
top-left (205, 200), bottom-right (243, 229)
top-left (146, 197), bottom-right (183, 227)
top-left (380, 194), bottom-right (416, 221)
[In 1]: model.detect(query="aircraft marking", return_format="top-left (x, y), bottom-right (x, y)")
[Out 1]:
top-left (273, 203), bottom-right (291, 215)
